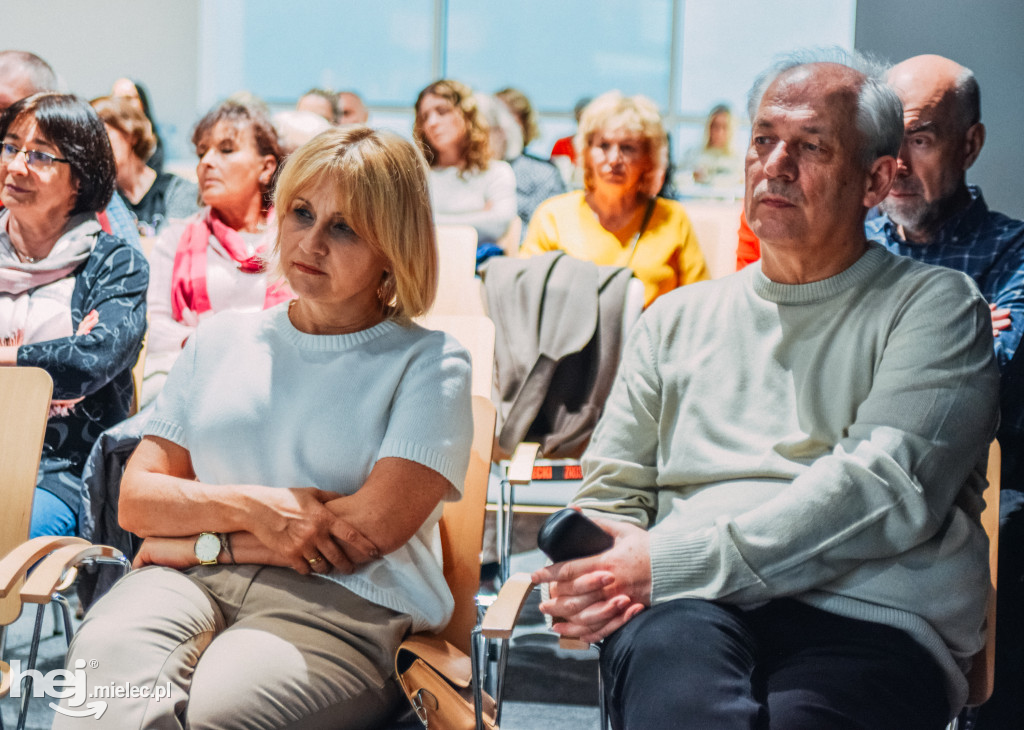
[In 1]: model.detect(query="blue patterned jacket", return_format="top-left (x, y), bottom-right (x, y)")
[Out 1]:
top-left (16, 231), bottom-right (149, 522)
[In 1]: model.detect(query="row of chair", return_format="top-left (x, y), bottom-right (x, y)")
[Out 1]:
top-left (0, 368), bottom-right (131, 730)
top-left (0, 220), bottom-right (1002, 728)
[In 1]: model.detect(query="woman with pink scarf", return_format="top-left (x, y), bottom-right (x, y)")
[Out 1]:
top-left (143, 100), bottom-right (289, 406)
top-left (0, 92), bottom-right (148, 538)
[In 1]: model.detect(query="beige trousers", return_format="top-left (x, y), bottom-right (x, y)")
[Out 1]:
top-left (53, 564), bottom-right (411, 730)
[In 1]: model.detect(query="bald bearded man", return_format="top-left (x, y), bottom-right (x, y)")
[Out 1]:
top-left (866, 53), bottom-right (1024, 729)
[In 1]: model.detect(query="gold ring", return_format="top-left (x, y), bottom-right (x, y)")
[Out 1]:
top-left (308, 556), bottom-right (323, 566)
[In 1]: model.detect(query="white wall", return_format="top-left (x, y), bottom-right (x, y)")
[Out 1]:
top-left (855, 0), bottom-right (1024, 219)
top-left (0, 0), bottom-right (201, 162)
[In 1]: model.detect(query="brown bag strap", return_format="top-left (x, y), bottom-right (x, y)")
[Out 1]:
top-left (396, 634), bottom-right (473, 688)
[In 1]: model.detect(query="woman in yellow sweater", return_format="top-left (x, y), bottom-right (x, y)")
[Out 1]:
top-left (520, 91), bottom-right (709, 306)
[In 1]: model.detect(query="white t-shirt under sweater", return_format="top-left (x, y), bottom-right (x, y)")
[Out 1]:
top-left (575, 242), bottom-right (999, 712)
top-left (144, 305), bottom-right (474, 632)
top-left (142, 211), bottom-right (278, 407)
top-left (429, 161), bottom-right (517, 244)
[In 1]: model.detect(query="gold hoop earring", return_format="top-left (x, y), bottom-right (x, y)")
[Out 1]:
top-left (378, 271), bottom-right (396, 308)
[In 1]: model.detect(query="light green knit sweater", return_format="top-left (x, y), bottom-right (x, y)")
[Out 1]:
top-left (576, 243), bottom-right (999, 712)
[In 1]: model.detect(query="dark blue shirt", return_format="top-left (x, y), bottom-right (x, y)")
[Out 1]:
top-left (866, 187), bottom-right (1024, 371)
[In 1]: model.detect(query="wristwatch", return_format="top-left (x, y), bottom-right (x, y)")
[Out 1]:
top-left (194, 532), bottom-right (222, 565)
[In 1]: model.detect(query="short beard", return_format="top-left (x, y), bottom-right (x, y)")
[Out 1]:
top-left (879, 188), bottom-right (959, 241)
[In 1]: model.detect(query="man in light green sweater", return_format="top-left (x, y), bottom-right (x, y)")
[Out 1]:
top-left (534, 50), bottom-right (999, 730)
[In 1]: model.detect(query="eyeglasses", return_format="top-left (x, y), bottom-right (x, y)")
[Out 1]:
top-left (0, 143), bottom-right (70, 170)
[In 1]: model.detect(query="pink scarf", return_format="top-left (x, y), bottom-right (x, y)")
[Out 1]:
top-left (170, 208), bottom-right (292, 322)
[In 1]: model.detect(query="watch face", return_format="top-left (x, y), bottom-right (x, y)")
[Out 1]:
top-left (195, 532), bottom-right (221, 563)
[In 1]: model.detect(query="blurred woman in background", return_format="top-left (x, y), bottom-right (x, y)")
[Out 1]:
top-left (91, 95), bottom-right (198, 235)
top-left (111, 77), bottom-right (165, 174)
top-left (491, 88), bottom-right (566, 233)
top-left (142, 99), bottom-right (287, 406)
top-left (679, 103), bottom-right (744, 188)
top-left (521, 91), bottom-right (708, 306)
top-left (413, 79), bottom-right (516, 255)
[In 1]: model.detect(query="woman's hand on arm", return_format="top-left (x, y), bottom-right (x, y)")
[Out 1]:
top-left (242, 489), bottom-right (379, 574)
top-left (132, 529), bottom-right (374, 576)
top-left (121, 436), bottom-right (379, 574)
top-left (323, 457), bottom-right (452, 558)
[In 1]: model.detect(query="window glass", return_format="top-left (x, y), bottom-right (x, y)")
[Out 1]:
top-left (446, 0), bottom-right (674, 112)
top-left (677, 0), bottom-right (856, 121)
top-left (241, 0), bottom-right (435, 106)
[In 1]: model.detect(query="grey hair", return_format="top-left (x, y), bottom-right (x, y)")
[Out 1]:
top-left (747, 47), bottom-right (903, 168)
top-left (0, 50), bottom-right (58, 94)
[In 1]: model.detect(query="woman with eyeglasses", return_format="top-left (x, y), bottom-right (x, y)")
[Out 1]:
top-left (142, 99), bottom-right (287, 408)
top-left (521, 91), bottom-right (709, 306)
top-left (0, 92), bottom-right (148, 538)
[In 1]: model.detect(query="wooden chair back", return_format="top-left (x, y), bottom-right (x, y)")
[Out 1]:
top-left (966, 439), bottom-right (1001, 706)
top-left (419, 310), bottom-right (497, 654)
top-left (417, 314), bottom-right (495, 400)
top-left (434, 396), bottom-right (497, 655)
top-left (0, 367), bottom-right (54, 626)
top-left (433, 224), bottom-right (480, 316)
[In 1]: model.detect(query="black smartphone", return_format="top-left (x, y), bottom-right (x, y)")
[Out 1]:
top-left (537, 508), bottom-right (614, 563)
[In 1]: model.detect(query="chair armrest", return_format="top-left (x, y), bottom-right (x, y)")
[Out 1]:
top-left (506, 443), bottom-right (540, 485)
top-left (20, 544), bottom-right (128, 603)
top-left (558, 636), bottom-right (592, 650)
top-left (480, 572), bottom-right (535, 639)
top-left (0, 536), bottom-right (90, 597)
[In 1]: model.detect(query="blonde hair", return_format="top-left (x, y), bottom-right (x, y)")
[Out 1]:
top-left (274, 126), bottom-right (438, 322)
top-left (413, 79), bottom-right (491, 175)
top-left (702, 104), bottom-right (735, 155)
top-left (575, 91), bottom-right (668, 197)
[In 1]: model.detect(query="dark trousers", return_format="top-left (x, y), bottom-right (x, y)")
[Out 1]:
top-left (600, 598), bottom-right (949, 730)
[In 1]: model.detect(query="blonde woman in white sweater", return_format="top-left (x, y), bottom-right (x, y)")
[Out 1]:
top-left (56, 127), bottom-right (472, 730)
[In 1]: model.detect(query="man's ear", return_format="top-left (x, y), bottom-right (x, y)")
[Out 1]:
top-left (963, 122), bottom-right (985, 171)
top-left (863, 155), bottom-right (897, 209)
